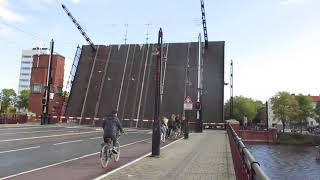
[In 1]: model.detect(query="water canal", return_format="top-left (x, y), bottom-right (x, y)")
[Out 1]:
top-left (247, 144), bottom-right (320, 180)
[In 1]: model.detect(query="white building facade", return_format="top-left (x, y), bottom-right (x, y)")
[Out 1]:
top-left (18, 47), bottom-right (49, 93)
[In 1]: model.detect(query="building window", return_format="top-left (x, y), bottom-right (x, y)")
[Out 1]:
top-left (56, 86), bottom-right (63, 95)
top-left (32, 84), bottom-right (42, 93)
top-left (19, 79), bottom-right (29, 82)
top-left (21, 67), bottom-right (31, 70)
top-left (19, 85), bottom-right (29, 88)
top-left (22, 61), bottom-right (32, 64)
top-left (20, 73), bottom-right (30, 76)
top-left (22, 55), bottom-right (32, 58)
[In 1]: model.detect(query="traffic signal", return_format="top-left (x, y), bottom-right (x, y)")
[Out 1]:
top-left (42, 98), bottom-right (46, 105)
top-left (194, 102), bottom-right (201, 110)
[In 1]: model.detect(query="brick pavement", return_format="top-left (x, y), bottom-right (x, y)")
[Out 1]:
top-left (104, 130), bottom-right (236, 180)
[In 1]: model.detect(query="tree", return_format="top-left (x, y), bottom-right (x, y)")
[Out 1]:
top-left (224, 96), bottom-right (263, 125)
top-left (253, 106), bottom-right (267, 125)
top-left (16, 89), bottom-right (30, 111)
top-left (295, 94), bottom-right (313, 133)
top-left (271, 92), bottom-right (296, 132)
top-left (314, 101), bottom-right (320, 124)
top-left (0, 89), bottom-right (17, 113)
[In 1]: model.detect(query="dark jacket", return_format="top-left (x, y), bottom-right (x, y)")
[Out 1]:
top-left (102, 114), bottom-right (123, 138)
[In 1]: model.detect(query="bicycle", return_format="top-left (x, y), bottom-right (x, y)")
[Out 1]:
top-left (100, 134), bottom-right (121, 168)
top-left (170, 127), bottom-right (181, 139)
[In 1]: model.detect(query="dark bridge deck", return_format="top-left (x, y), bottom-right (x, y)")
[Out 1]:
top-left (66, 42), bottom-right (224, 123)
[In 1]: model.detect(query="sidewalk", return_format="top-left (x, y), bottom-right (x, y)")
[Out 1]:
top-left (104, 130), bottom-right (236, 180)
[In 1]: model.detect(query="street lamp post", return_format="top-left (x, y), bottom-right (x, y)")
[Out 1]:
top-left (230, 60), bottom-right (234, 120)
top-left (196, 33), bottom-right (203, 132)
top-left (152, 28), bottom-right (163, 157)
top-left (41, 39), bottom-right (54, 125)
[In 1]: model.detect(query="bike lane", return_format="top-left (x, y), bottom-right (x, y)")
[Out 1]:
top-left (4, 138), bottom-right (178, 180)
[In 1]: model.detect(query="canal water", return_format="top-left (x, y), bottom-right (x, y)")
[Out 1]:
top-left (247, 144), bottom-right (320, 180)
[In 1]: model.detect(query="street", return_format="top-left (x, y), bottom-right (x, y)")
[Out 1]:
top-left (0, 125), bottom-right (153, 179)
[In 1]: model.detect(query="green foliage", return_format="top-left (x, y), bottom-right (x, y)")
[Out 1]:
top-left (295, 94), bottom-right (313, 120)
top-left (7, 106), bottom-right (16, 114)
top-left (253, 106), bottom-right (267, 124)
top-left (0, 88), bottom-right (17, 113)
top-left (314, 102), bottom-right (320, 124)
top-left (16, 89), bottom-right (30, 110)
top-left (295, 94), bottom-right (313, 133)
top-left (224, 96), bottom-right (263, 124)
top-left (272, 92), bottom-right (314, 133)
top-left (271, 91), bottom-right (296, 132)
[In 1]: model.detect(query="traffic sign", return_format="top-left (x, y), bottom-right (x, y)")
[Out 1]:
top-left (184, 96), bottom-right (193, 110)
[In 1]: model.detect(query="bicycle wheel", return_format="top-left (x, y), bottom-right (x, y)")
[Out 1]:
top-left (113, 141), bottom-right (120, 162)
top-left (100, 144), bottom-right (110, 168)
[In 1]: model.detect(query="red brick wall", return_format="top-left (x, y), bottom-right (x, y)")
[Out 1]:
top-left (239, 128), bottom-right (277, 143)
top-left (28, 54), bottom-right (65, 117)
top-left (226, 120), bottom-right (277, 143)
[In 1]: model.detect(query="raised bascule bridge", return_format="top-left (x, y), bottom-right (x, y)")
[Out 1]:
top-left (65, 42), bottom-right (225, 127)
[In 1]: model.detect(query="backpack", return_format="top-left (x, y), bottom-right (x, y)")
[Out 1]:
top-left (103, 116), bottom-right (116, 137)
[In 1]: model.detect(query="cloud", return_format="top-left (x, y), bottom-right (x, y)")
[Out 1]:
top-left (233, 27), bottom-right (320, 101)
top-left (71, 0), bottom-right (80, 4)
top-left (280, 0), bottom-right (309, 5)
top-left (0, 0), bottom-right (25, 22)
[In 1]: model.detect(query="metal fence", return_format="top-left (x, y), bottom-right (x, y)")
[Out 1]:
top-left (226, 123), bottom-right (270, 180)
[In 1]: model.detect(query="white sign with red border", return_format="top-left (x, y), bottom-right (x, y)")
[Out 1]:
top-left (184, 96), bottom-right (193, 110)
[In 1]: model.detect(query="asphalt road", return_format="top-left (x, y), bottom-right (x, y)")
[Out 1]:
top-left (0, 125), bottom-right (152, 179)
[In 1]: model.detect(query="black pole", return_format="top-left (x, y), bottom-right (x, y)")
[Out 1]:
top-left (266, 101), bottom-right (268, 129)
top-left (152, 28), bottom-right (163, 157)
top-left (42, 39), bottom-right (54, 125)
top-left (230, 60), bottom-right (233, 120)
top-left (199, 95), bottom-right (203, 132)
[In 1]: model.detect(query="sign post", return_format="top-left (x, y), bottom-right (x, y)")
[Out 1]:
top-left (183, 96), bottom-right (193, 139)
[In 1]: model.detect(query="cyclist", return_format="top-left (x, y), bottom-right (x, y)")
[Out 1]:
top-left (102, 109), bottom-right (124, 154)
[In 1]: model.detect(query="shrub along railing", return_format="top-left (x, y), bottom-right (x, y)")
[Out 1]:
top-left (226, 123), bottom-right (269, 180)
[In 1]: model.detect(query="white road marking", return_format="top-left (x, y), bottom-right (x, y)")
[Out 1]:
top-left (53, 140), bottom-right (83, 146)
top-left (0, 126), bottom-right (57, 131)
top-left (0, 131), bottom-right (100, 143)
top-left (90, 137), bottom-right (101, 140)
top-left (0, 138), bottom-right (151, 179)
top-left (94, 137), bottom-right (185, 180)
top-left (0, 146), bottom-right (40, 154)
top-left (65, 126), bottom-right (82, 129)
top-left (0, 129), bottom-right (76, 136)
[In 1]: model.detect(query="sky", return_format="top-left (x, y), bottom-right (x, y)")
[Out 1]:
top-left (0, 0), bottom-right (319, 102)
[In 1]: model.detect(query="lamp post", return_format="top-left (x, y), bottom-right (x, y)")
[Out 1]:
top-left (151, 28), bottom-right (163, 157)
top-left (230, 60), bottom-right (233, 120)
top-left (41, 39), bottom-right (54, 125)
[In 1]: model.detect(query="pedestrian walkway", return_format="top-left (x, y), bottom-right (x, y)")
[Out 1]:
top-left (104, 130), bottom-right (236, 180)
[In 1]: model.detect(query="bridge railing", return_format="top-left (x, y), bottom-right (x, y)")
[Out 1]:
top-left (226, 123), bottom-right (269, 180)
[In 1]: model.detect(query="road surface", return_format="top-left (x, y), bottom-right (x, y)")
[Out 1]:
top-left (0, 125), bottom-right (155, 179)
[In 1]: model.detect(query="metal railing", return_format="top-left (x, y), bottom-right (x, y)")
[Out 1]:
top-left (226, 123), bottom-right (270, 180)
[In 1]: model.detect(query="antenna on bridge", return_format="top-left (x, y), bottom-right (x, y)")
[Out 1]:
top-left (61, 4), bottom-right (97, 51)
top-left (145, 23), bottom-right (150, 44)
top-left (124, 24), bottom-right (128, 44)
top-left (200, 0), bottom-right (209, 49)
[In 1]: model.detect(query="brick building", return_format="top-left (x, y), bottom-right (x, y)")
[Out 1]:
top-left (28, 54), bottom-right (65, 118)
